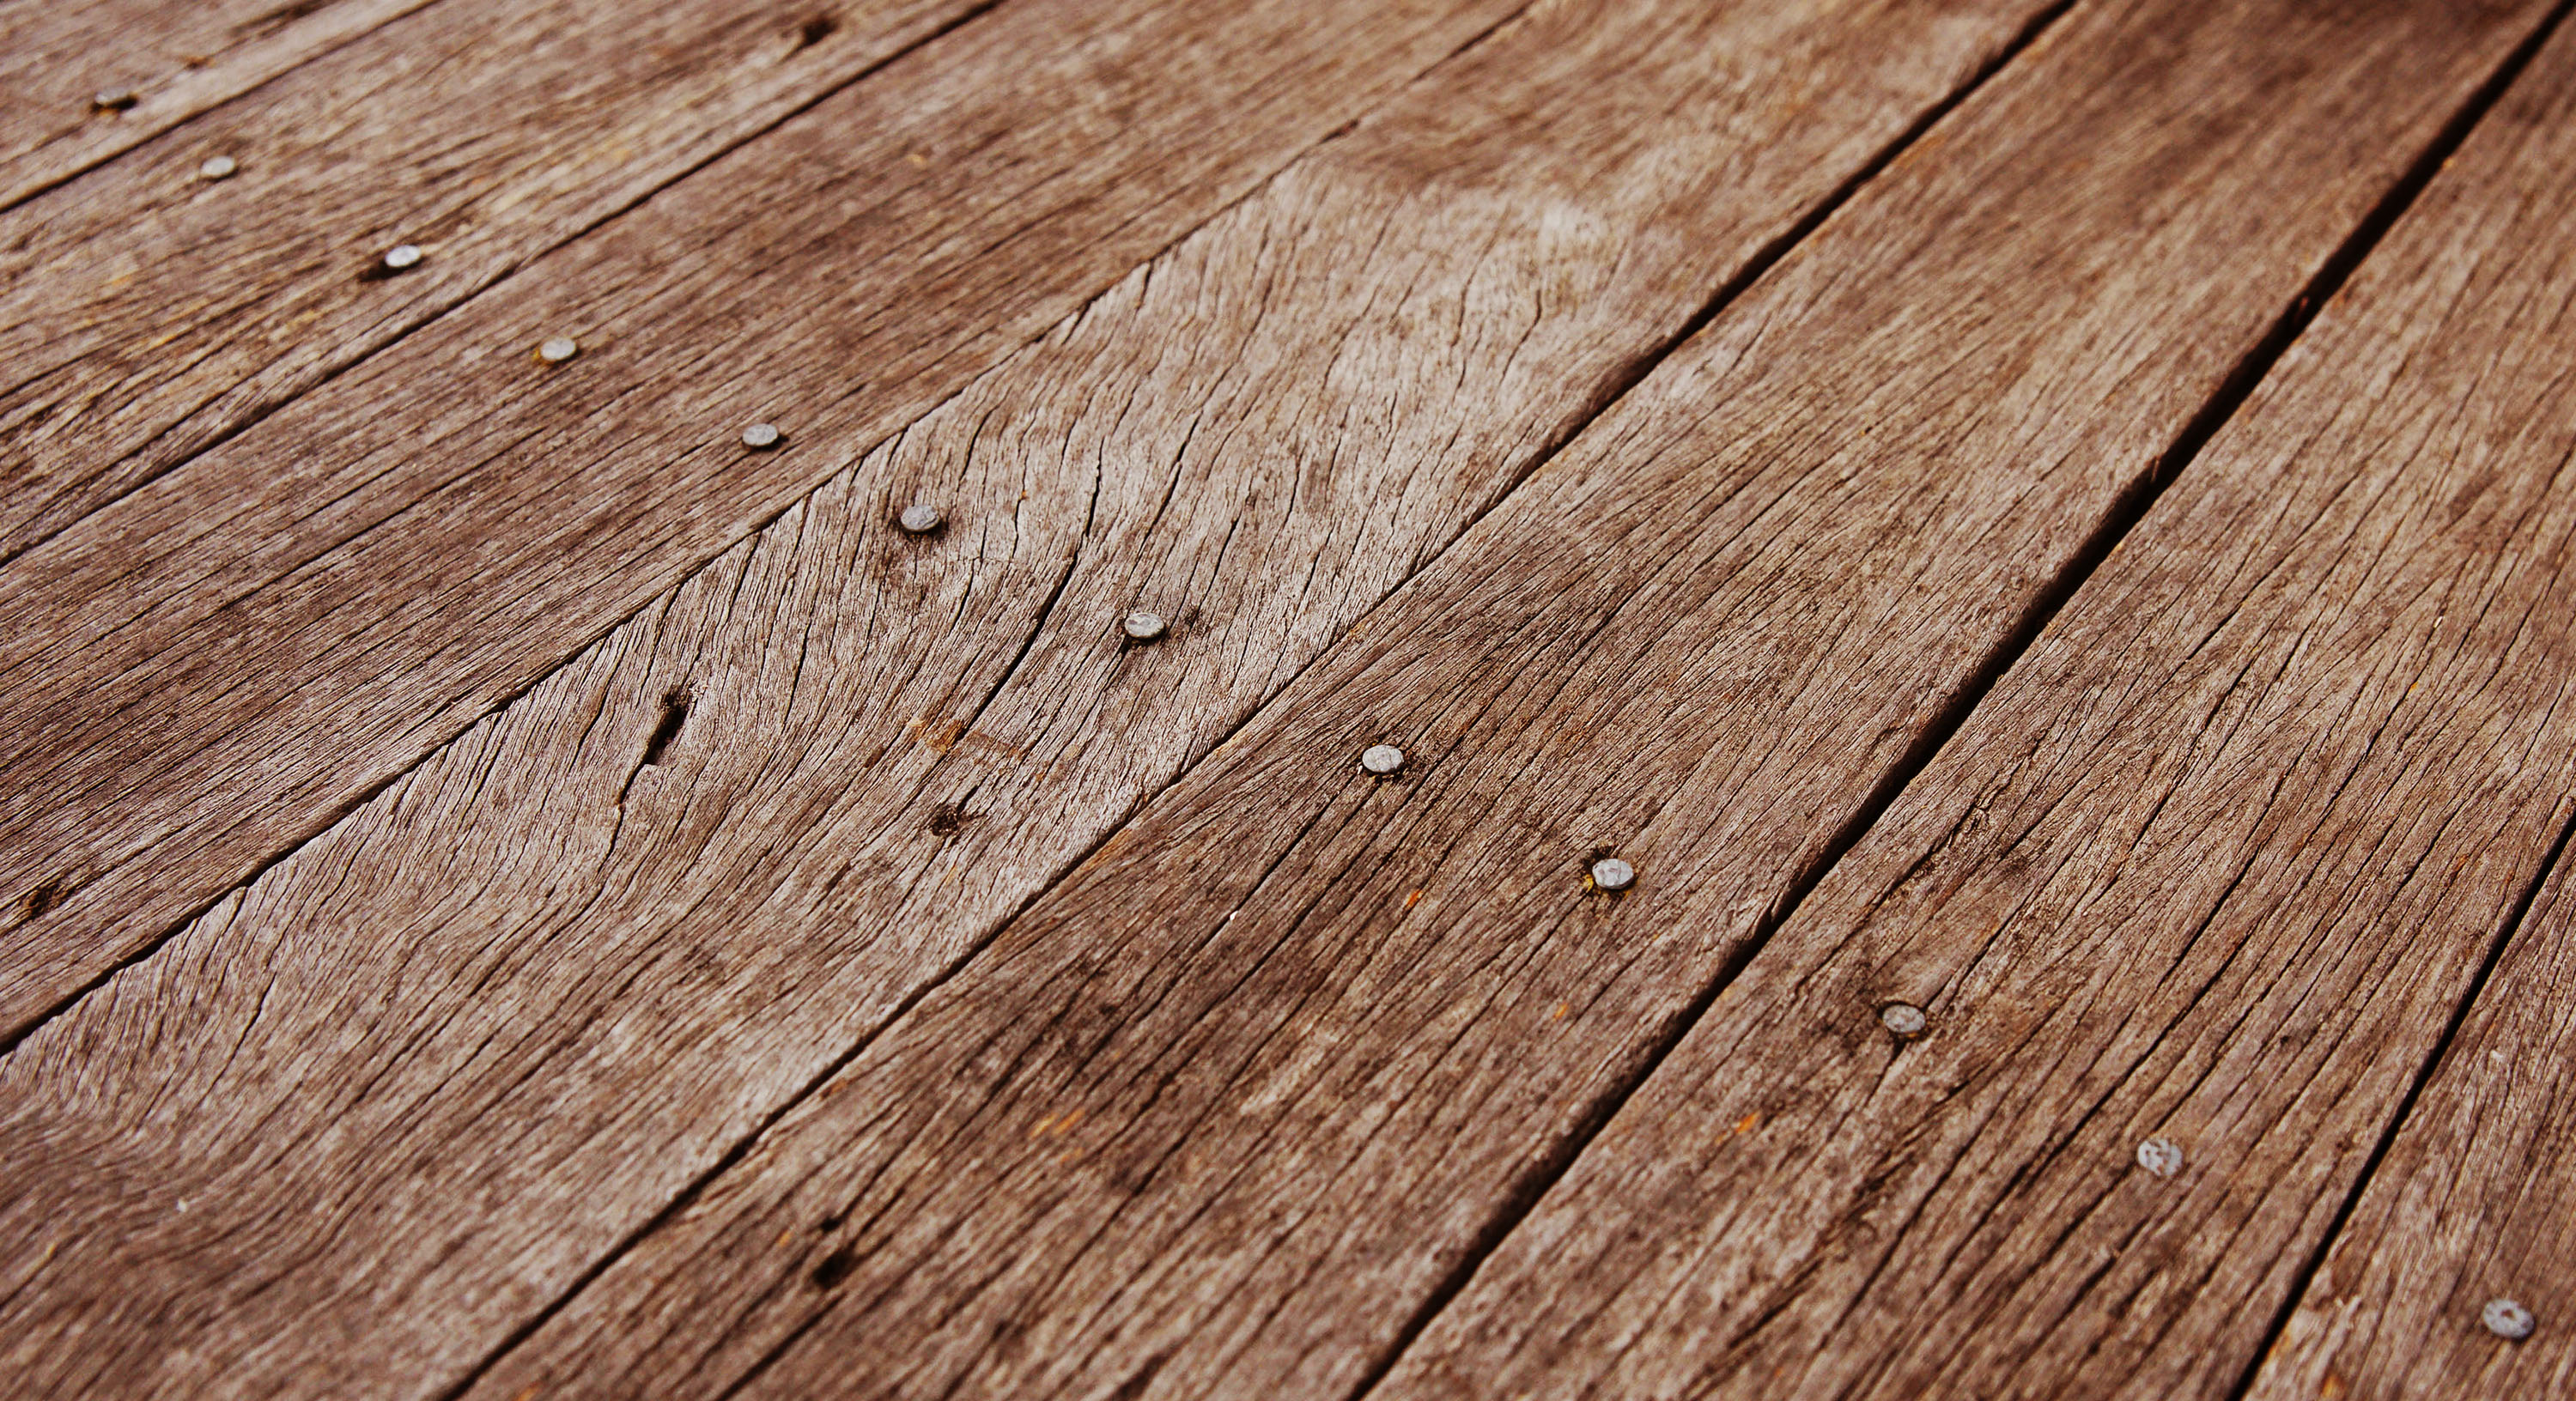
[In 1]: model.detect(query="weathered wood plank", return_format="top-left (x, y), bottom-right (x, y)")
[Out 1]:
top-left (2244, 860), bottom-right (2576, 1396)
top-left (0, 0), bottom-right (440, 209)
top-left (0, 0), bottom-right (1532, 1042)
top-left (399, 2), bottom-right (2555, 1398)
top-left (0, 0), bottom-right (993, 563)
top-left (1380, 15), bottom-right (2576, 1399)
top-left (0, 0), bottom-right (2081, 1393)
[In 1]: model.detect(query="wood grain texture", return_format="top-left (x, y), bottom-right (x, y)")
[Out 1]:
top-left (0, 0), bottom-right (440, 208)
top-left (0, 0), bottom-right (2081, 1393)
top-left (0, 0), bottom-right (991, 563)
top-left (0, 0), bottom-right (1531, 1043)
top-left (409, 1), bottom-right (2555, 1398)
top-left (2240, 849), bottom-right (2576, 1401)
top-left (1387, 14), bottom-right (2576, 1400)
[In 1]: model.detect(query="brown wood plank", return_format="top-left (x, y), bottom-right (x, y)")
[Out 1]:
top-left (2244, 866), bottom-right (2576, 1390)
top-left (1, 0), bottom-right (996, 564)
top-left (0, 0), bottom-right (1533, 1042)
top-left (377, 1), bottom-right (2563, 1397)
top-left (0, 0), bottom-right (440, 209)
top-left (1377, 14), bottom-right (2576, 1398)
top-left (0, 0), bottom-right (2084, 1393)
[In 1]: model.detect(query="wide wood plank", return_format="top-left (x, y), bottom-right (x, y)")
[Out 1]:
top-left (0, 0), bottom-right (440, 209)
top-left (0, 0), bottom-right (1530, 1042)
top-left (1382, 15), bottom-right (2576, 1399)
top-left (2244, 859), bottom-right (2576, 1396)
top-left (398, 1), bottom-right (2554, 1397)
top-left (1, 0), bottom-right (993, 563)
top-left (0, 0), bottom-right (2080, 1392)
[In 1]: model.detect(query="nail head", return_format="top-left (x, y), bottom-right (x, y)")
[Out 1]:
top-left (2483, 1298), bottom-right (2536, 1341)
top-left (1121, 610), bottom-right (1167, 642)
top-left (536, 337), bottom-right (580, 364)
top-left (1880, 1002), bottom-right (1927, 1037)
top-left (741, 422), bottom-right (783, 451)
top-left (93, 87), bottom-right (137, 112)
top-left (197, 155), bottom-right (237, 181)
top-left (1589, 857), bottom-right (1635, 893)
top-left (1360, 744), bottom-right (1406, 776)
top-left (897, 503), bottom-right (944, 534)
top-left (381, 244), bottom-right (423, 272)
top-left (2136, 1137), bottom-right (2184, 1178)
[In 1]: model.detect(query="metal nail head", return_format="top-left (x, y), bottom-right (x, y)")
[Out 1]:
top-left (1121, 610), bottom-right (1167, 642)
top-left (93, 87), bottom-right (137, 112)
top-left (1880, 1003), bottom-right (1927, 1037)
top-left (2136, 1137), bottom-right (2184, 1178)
top-left (1360, 744), bottom-right (1405, 776)
top-left (1589, 857), bottom-right (1635, 892)
top-left (536, 337), bottom-right (580, 364)
top-left (741, 422), bottom-right (783, 451)
top-left (2483, 1298), bottom-right (2536, 1341)
top-left (897, 504), bottom-right (944, 534)
top-left (198, 155), bottom-right (237, 181)
top-left (381, 244), bottom-right (423, 272)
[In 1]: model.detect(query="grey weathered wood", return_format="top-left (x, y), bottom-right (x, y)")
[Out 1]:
top-left (1385, 15), bottom-right (2576, 1400)
top-left (2245, 870), bottom-right (2576, 1388)
top-left (0, 0), bottom-right (2083, 1393)
top-left (0, 0), bottom-right (440, 209)
top-left (0, 0), bottom-right (991, 562)
top-left (0, 0), bottom-right (1531, 1042)
top-left (387, 1), bottom-right (2552, 1398)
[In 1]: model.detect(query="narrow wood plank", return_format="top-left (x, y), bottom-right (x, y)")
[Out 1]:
top-left (0, 0), bottom-right (1531, 1041)
top-left (0, 0), bottom-right (2080, 1392)
top-left (1382, 15), bottom-right (2576, 1398)
top-left (0, 0), bottom-right (440, 209)
top-left (2244, 866), bottom-right (2576, 1392)
top-left (0, 0), bottom-right (993, 562)
top-left (393, 2), bottom-right (2555, 1398)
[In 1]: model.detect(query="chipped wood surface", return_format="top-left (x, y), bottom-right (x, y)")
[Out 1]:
top-left (6, 0), bottom-right (2576, 1397)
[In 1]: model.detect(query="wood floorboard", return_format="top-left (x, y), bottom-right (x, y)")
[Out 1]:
top-left (392, 0), bottom-right (2549, 1397)
top-left (6, 0), bottom-right (2573, 1396)
top-left (0, 0), bottom-right (1531, 1046)
top-left (0, 0), bottom-right (444, 209)
top-left (0, 0), bottom-right (999, 565)
top-left (1382, 11), bottom-right (2576, 1398)
top-left (2245, 831), bottom-right (2576, 1401)
top-left (0, 0), bottom-right (2093, 1394)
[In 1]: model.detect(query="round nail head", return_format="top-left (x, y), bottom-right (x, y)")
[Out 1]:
top-left (1880, 1002), bottom-right (1927, 1037)
top-left (897, 503), bottom-right (944, 534)
top-left (1121, 610), bottom-right (1167, 642)
top-left (197, 155), bottom-right (237, 181)
top-left (741, 422), bottom-right (783, 451)
top-left (2483, 1298), bottom-right (2536, 1341)
top-left (536, 337), bottom-right (580, 364)
top-left (93, 88), bottom-right (137, 112)
top-left (1589, 857), bottom-right (1635, 892)
top-left (382, 244), bottom-right (423, 272)
top-left (1360, 744), bottom-right (1406, 776)
top-left (2136, 1137), bottom-right (2184, 1178)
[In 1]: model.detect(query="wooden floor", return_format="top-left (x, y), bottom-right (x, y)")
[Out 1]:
top-left (7, 0), bottom-right (2576, 1395)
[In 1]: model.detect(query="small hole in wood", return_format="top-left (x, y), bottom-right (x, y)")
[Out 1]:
top-left (640, 689), bottom-right (690, 767)
top-left (814, 1214), bottom-right (844, 1234)
top-left (810, 1246), bottom-right (858, 1290)
top-left (927, 803), bottom-right (974, 837)
top-left (795, 13), bottom-right (837, 49)
top-left (21, 877), bottom-right (64, 920)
